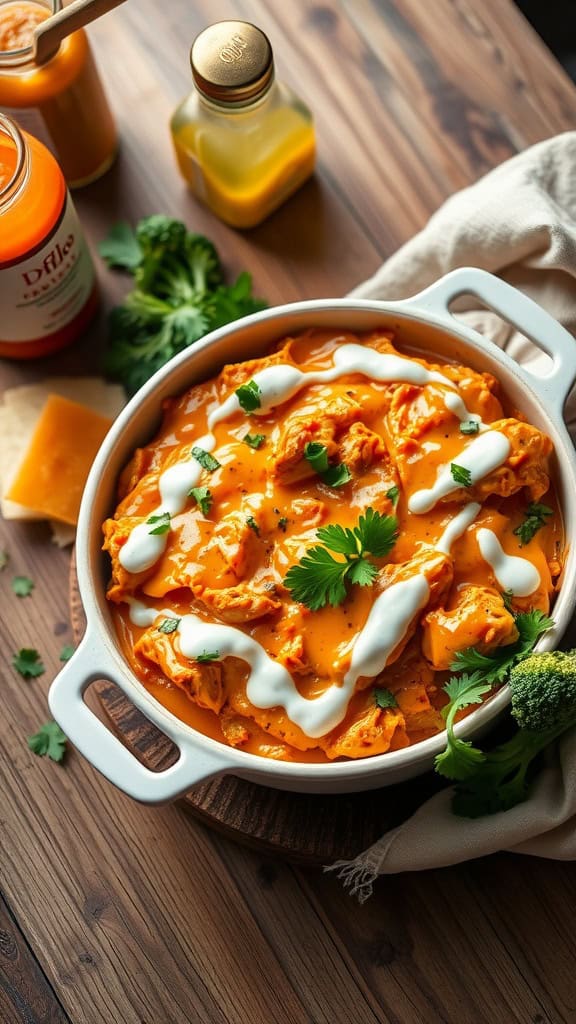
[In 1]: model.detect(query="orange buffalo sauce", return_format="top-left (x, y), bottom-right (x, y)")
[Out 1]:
top-left (0, 113), bottom-right (98, 357)
top-left (0, 0), bottom-right (117, 188)
top-left (103, 330), bottom-right (563, 763)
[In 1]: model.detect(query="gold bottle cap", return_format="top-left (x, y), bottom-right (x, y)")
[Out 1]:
top-left (190, 21), bottom-right (274, 105)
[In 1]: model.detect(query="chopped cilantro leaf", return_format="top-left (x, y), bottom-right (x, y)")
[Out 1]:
top-left (278, 516), bottom-right (288, 532)
top-left (513, 502), bottom-right (553, 546)
top-left (0, 550), bottom-right (8, 571)
top-left (189, 486), bottom-right (212, 516)
top-left (374, 688), bottom-right (398, 710)
top-left (450, 463), bottom-right (472, 488)
top-left (304, 442), bottom-right (330, 473)
top-left (192, 446), bottom-right (221, 472)
top-left (158, 617), bottom-right (181, 634)
top-left (13, 648), bottom-right (45, 679)
top-left (196, 650), bottom-right (220, 663)
top-left (322, 463), bottom-right (352, 488)
top-left (236, 379), bottom-right (261, 412)
top-left (28, 721), bottom-right (67, 763)
top-left (460, 420), bottom-right (480, 435)
top-left (246, 515), bottom-right (260, 536)
top-left (243, 433), bottom-right (265, 449)
top-left (12, 575), bottom-right (34, 598)
top-left (59, 644), bottom-right (75, 662)
top-left (147, 511), bottom-right (171, 535)
top-left (386, 485), bottom-right (400, 507)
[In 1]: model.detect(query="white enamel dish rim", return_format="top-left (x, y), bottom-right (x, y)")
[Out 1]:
top-left (49, 267), bottom-right (576, 802)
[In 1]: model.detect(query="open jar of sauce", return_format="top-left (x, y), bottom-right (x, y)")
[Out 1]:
top-left (0, 0), bottom-right (117, 187)
top-left (171, 21), bottom-right (316, 228)
top-left (0, 112), bottom-right (98, 358)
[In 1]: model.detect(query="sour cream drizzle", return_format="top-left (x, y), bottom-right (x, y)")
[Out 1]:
top-left (120, 345), bottom-right (493, 573)
top-left (408, 431), bottom-right (511, 514)
top-left (436, 502), bottom-right (481, 555)
top-left (476, 528), bottom-right (540, 597)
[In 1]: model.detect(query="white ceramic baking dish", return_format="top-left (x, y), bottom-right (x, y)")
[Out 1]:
top-left (49, 267), bottom-right (576, 802)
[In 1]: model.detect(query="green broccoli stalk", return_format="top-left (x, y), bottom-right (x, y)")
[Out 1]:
top-left (452, 650), bottom-right (576, 818)
top-left (99, 215), bottom-right (267, 396)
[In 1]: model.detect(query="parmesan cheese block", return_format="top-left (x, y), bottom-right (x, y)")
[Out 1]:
top-left (6, 395), bottom-right (113, 526)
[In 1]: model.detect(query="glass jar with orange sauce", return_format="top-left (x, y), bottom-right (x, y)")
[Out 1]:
top-left (0, 112), bottom-right (98, 358)
top-left (0, 0), bottom-right (117, 187)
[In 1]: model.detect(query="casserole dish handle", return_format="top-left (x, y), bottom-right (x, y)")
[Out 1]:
top-left (49, 634), bottom-right (230, 803)
top-left (407, 267), bottom-right (576, 408)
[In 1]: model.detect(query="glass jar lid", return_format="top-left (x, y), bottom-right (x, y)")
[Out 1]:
top-left (190, 21), bottom-right (274, 105)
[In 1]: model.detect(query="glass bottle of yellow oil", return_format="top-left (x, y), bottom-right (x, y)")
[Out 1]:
top-left (170, 21), bottom-right (315, 229)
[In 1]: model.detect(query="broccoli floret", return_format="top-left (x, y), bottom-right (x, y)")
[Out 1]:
top-left (452, 650), bottom-right (576, 819)
top-left (509, 650), bottom-right (576, 731)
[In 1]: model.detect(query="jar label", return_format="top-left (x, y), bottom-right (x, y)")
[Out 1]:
top-left (0, 105), bottom-right (55, 156)
top-left (0, 193), bottom-right (95, 343)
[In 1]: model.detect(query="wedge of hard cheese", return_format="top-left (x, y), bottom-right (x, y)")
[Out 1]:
top-left (6, 394), bottom-right (113, 526)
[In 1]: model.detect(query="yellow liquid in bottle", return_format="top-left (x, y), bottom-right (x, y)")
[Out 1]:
top-left (172, 100), bottom-right (315, 228)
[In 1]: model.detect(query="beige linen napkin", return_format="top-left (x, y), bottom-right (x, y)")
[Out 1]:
top-left (327, 132), bottom-right (576, 899)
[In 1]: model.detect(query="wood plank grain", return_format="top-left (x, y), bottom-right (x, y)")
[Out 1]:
top-left (0, 894), bottom-right (71, 1024)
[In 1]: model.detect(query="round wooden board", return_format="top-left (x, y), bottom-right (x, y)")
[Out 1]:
top-left (69, 553), bottom-right (446, 864)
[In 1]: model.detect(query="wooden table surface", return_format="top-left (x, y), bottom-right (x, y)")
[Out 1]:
top-left (2, 2), bottom-right (576, 1021)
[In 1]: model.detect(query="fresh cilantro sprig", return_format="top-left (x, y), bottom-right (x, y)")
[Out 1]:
top-left (435, 610), bottom-right (554, 781)
top-left (450, 462), bottom-right (472, 487)
top-left (435, 673), bottom-right (491, 779)
top-left (284, 507), bottom-right (398, 610)
top-left (236, 379), bottom-right (261, 413)
top-left (451, 610), bottom-right (554, 684)
top-left (28, 721), bottom-right (67, 763)
top-left (513, 502), bottom-right (553, 546)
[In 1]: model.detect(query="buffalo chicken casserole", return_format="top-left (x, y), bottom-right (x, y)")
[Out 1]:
top-left (103, 329), bottom-right (563, 762)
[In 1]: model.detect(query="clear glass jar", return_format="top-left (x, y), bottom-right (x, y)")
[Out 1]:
top-left (0, 0), bottom-right (117, 187)
top-left (171, 21), bottom-right (315, 229)
top-left (0, 112), bottom-right (98, 357)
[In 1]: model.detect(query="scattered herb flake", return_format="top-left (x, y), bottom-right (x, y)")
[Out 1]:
top-left (374, 688), bottom-right (398, 710)
top-left (243, 432), bottom-right (265, 449)
top-left (513, 502), bottom-right (553, 546)
top-left (278, 516), bottom-right (288, 532)
top-left (158, 617), bottom-right (181, 634)
top-left (246, 515), bottom-right (260, 536)
top-left (28, 721), bottom-right (67, 763)
top-left (235, 379), bottom-right (261, 413)
top-left (13, 648), bottom-right (45, 679)
top-left (386, 485), bottom-right (400, 507)
top-left (189, 486), bottom-right (213, 516)
top-left (502, 589), bottom-right (514, 613)
top-left (192, 446), bottom-right (220, 472)
top-left (196, 650), bottom-right (220, 663)
top-left (322, 463), bottom-right (352, 488)
top-left (0, 550), bottom-right (8, 571)
top-left (147, 511), bottom-right (171, 535)
top-left (460, 420), bottom-right (480, 435)
top-left (12, 575), bottom-right (34, 598)
top-left (304, 442), bottom-right (330, 474)
top-left (59, 644), bottom-right (75, 662)
top-left (450, 462), bottom-right (472, 488)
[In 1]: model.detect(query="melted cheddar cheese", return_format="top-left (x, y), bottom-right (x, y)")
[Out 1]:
top-left (103, 329), bottom-right (563, 762)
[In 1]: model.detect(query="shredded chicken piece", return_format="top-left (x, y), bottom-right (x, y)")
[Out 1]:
top-left (422, 584), bottom-right (519, 671)
top-left (192, 582), bottom-right (281, 623)
top-left (134, 627), bottom-right (224, 713)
